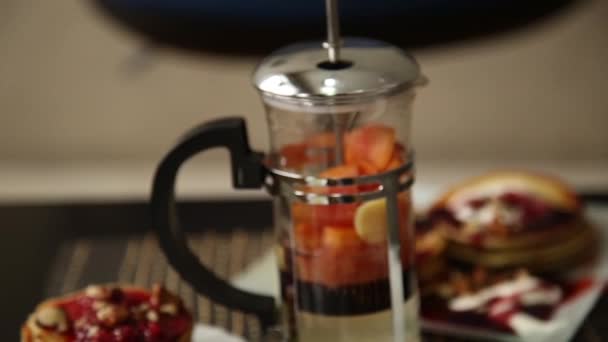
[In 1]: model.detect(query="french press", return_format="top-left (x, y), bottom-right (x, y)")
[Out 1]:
top-left (151, 1), bottom-right (426, 341)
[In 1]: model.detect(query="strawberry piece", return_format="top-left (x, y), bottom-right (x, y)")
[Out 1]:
top-left (292, 202), bottom-right (359, 230)
top-left (345, 125), bottom-right (396, 174)
top-left (322, 226), bottom-right (364, 249)
top-left (306, 132), bottom-right (337, 148)
top-left (279, 143), bottom-right (308, 169)
top-left (320, 164), bottom-right (359, 179)
top-left (385, 149), bottom-right (404, 171)
top-left (297, 241), bottom-right (389, 287)
top-left (294, 223), bottom-right (323, 251)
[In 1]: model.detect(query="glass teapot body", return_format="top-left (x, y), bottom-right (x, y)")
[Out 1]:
top-left (262, 89), bottom-right (420, 342)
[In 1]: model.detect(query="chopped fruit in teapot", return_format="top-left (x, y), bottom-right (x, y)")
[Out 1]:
top-left (322, 226), bottom-right (364, 249)
top-left (294, 223), bottom-right (323, 251)
top-left (278, 132), bottom-right (341, 169)
top-left (279, 123), bottom-right (404, 176)
top-left (385, 144), bottom-right (405, 171)
top-left (345, 124), bottom-right (396, 173)
top-left (292, 202), bottom-right (359, 230)
top-left (305, 131), bottom-right (338, 148)
top-left (284, 123), bottom-right (412, 287)
top-left (295, 237), bottom-right (390, 287)
top-left (279, 143), bottom-right (309, 168)
top-left (319, 164), bottom-right (359, 179)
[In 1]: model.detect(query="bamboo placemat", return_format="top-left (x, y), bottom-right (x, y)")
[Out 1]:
top-left (45, 230), bottom-right (274, 341)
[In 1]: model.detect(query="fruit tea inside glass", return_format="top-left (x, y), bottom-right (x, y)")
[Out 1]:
top-left (261, 91), bottom-right (421, 342)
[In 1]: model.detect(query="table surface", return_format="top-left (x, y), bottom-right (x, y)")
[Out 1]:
top-left (2, 197), bottom-right (607, 341)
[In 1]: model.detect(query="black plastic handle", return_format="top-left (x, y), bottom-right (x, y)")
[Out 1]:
top-left (150, 117), bottom-right (276, 329)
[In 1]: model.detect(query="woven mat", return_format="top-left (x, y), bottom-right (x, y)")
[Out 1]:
top-left (45, 230), bottom-right (274, 341)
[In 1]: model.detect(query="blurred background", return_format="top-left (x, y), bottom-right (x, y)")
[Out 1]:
top-left (0, 0), bottom-right (607, 203)
top-left (1, 1), bottom-right (607, 340)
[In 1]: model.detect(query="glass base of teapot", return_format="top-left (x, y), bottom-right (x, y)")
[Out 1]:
top-left (268, 293), bottom-right (421, 342)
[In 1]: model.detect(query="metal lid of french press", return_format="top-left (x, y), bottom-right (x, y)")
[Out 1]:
top-left (253, 1), bottom-right (423, 107)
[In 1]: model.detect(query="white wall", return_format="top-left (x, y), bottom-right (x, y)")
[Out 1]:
top-left (0, 0), bottom-right (606, 164)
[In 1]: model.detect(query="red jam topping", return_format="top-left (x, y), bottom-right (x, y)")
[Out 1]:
top-left (421, 268), bottom-right (592, 334)
top-left (430, 192), bottom-right (575, 238)
top-left (53, 285), bottom-right (191, 342)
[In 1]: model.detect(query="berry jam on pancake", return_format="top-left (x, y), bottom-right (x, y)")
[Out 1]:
top-left (421, 267), bottom-right (596, 334)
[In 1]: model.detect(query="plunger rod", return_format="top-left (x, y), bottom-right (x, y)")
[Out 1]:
top-left (325, 0), bottom-right (341, 63)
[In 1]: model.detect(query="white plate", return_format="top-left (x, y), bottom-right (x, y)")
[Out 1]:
top-left (192, 324), bottom-right (246, 342)
top-left (229, 204), bottom-right (608, 342)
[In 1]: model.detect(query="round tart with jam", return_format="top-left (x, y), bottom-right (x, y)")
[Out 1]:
top-left (21, 284), bottom-right (192, 342)
top-left (428, 171), bottom-right (596, 271)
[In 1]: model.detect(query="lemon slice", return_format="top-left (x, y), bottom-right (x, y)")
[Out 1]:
top-left (354, 198), bottom-right (388, 244)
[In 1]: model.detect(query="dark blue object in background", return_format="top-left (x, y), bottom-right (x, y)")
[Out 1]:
top-left (94, 0), bottom-right (578, 54)
top-left (99, 0), bottom-right (507, 23)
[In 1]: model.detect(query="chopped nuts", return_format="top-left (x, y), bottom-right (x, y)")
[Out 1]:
top-left (35, 306), bottom-right (68, 332)
top-left (159, 303), bottom-right (178, 316)
top-left (150, 284), bottom-right (164, 307)
top-left (33, 284), bottom-right (189, 337)
top-left (85, 285), bottom-right (109, 300)
top-left (96, 304), bottom-right (129, 327)
top-left (87, 325), bottom-right (100, 338)
top-left (92, 300), bottom-right (106, 311)
top-left (150, 283), bottom-right (182, 310)
top-left (85, 285), bottom-right (124, 303)
top-left (146, 310), bottom-right (159, 322)
top-left (74, 317), bottom-right (87, 329)
top-left (450, 272), bottom-right (471, 295)
top-left (131, 303), bottom-right (150, 321)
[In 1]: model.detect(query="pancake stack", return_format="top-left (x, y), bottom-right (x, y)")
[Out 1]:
top-left (426, 170), bottom-right (595, 273)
